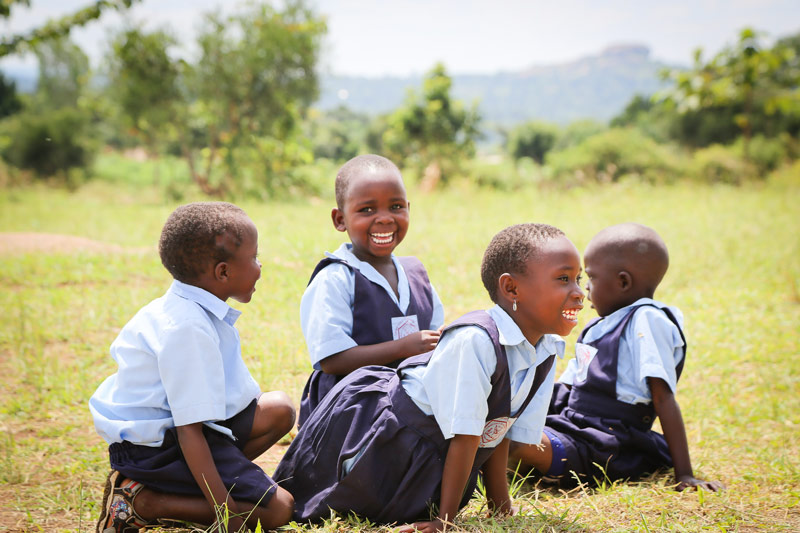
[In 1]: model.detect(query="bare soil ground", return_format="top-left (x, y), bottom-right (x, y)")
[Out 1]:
top-left (0, 232), bottom-right (151, 255)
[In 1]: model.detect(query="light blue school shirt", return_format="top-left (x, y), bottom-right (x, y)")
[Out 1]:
top-left (401, 305), bottom-right (565, 447)
top-left (558, 298), bottom-right (685, 404)
top-left (300, 242), bottom-right (445, 369)
top-left (89, 280), bottom-right (262, 447)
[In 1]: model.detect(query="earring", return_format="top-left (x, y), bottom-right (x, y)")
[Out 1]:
top-left (512, 299), bottom-right (517, 312)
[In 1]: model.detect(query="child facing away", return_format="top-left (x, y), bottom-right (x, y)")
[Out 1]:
top-left (275, 223), bottom-right (585, 531)
top-left (89, 202), bottom-right (296, 533)
top-left (509, 223), bottom-right (723, 491)
top-left (297, 154), bottom-right (445, 428)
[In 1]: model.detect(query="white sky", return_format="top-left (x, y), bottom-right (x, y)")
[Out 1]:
top-left (2, 0), bottom-right (799, 76)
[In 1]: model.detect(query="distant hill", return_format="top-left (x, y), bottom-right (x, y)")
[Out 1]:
top-left (318, 45), bottom-right (675, 125)
top-left (3, 44), bottom-right (674, 126)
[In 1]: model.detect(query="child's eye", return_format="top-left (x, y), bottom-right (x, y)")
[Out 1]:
top-left (391, 203), bottom-right (405, 210)
top-left (576, 275), bottom-right (583, 285)
top-left (558, 275), bottom-right (569, 283)
top-left (359, 206), bottom-right (373, 213)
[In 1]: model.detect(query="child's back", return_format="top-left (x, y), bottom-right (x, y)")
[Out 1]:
top-left (298, 155), bottom-right (444, 427)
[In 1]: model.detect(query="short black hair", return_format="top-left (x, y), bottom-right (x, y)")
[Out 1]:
top-left (158, 202), bottom-right (248, 283)
top-left (481, 223), bottom-right (566, 303)
top-left (585, 222), bottom-right (669, 296)
top-left (335, 154), bottom-right (402, 209)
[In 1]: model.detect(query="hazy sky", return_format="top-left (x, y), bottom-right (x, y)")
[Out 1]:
top-left (2, 0), bottom-right (799, 75)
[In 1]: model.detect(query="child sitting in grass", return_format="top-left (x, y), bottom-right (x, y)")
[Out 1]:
top-left (509, 223), bottom-right (723, 491)
top-left (276, 223), bottom-right (585, 532)
top-left (297, 154), bottom-right (444, 428)
top-left (89, 202), bottom-right (295, 532)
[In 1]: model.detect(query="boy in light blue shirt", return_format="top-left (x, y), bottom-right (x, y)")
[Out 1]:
top-left (90, 202), bottom-right (295, 532)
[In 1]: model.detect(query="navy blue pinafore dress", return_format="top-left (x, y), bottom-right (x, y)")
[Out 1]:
top-left (546, 303), bottom-right (686, 483)
top-left (275, 311), bottom-right (555, 524)
top-left (297, 255), bottom-right (435, 428)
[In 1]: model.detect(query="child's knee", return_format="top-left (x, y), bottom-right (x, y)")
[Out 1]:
top-left (266, 486), bottom-right (295, 526)
top-left (259, 391), bottom-right (296, 433)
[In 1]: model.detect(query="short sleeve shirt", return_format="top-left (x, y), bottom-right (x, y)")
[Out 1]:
top-left (557, 298), bottom-right (685, 404)
top-left (401, 305), bottom-right (565, 447)
top-left (89, 281), bottom-right (261, 446)
top-left (300, 242), bottom-right (445, 369)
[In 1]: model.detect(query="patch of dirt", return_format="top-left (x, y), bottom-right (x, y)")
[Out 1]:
top-left (0, 232), bottom-right (150, 255)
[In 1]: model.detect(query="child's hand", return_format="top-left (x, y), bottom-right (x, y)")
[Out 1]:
top-left (401, 329), bottom-right (441, 357)
top-left (675, 474), bottom-right (725, 492)
top-left (395, 518), bottom-right (445, 532)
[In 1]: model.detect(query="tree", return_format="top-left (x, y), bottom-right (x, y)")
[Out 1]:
top-left (33, 36), bottom-right (89, 110)
top-left (383, 63), bottom-right (480, 188)
top-left (1, 0), bottom-right (141, 57)
top-left (0, 72), bottom-right (23, 119)
top-left (106, 27), bottom-right (181, 160)
top-left (506, 121), bottom-right (559, 164)
top-left (182, 0), bottom-right (326, 196)
top-left (662, 28), bottom-right (800, 159)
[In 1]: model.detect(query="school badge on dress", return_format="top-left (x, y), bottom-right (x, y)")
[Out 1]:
top-left (391, 315), bottom-right (419, 340)
top-left (574, 342), bottom-right (599, 382)
top-left (479, 416), bottom-right (516, 447)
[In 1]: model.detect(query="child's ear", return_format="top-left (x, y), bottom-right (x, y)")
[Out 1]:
top-left (618, 270), bottom-right (632, 291)
top-left (331, 208), bottom-right (346, 232)
top-left (214, 261), bottom-right (229, 282)
top-left (498, 273), bottom-right (518, 303)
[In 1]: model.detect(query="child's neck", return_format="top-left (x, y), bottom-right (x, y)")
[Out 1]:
top-left (357, 252), bottom-right (399, 298)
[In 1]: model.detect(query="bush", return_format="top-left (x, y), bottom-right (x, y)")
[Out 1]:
top-left (506, 121), bottom-right (559, 164)
top-left (735, 135), bottom-right (788, 176)
top-left (689, 144), bottom-right (758, 184)
top-left (546, 128), bottom-right (684, 184)
top-left (1, 108), bottom-right (95, 178)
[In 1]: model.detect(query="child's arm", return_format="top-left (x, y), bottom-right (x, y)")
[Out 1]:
top-left (318, 328), bottom-right (441, 375)
top-left (176, 423), bottom-right (246, 531)
top-left (649, 377), bottom-right (724, 491)
top-left (397, 434), bottom-right (481, 533)
top-left (482, 438), bottom-right (515, 515)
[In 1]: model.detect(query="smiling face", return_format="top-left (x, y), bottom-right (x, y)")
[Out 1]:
top-left (219, 217), bottom-right (261, 303)
top-left (508, 235), bottom-right (585, 343)
top-left (332, 167), bottom-right (409, 265)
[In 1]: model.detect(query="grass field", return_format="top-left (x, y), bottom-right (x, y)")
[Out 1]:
top-left (0, 176), bottom-right (798, 532)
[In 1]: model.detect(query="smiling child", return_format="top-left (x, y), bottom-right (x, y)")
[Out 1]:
top-left (296, 154), bottom-right (445, 427)
top-left (276, 223), bottom-right (584, 531)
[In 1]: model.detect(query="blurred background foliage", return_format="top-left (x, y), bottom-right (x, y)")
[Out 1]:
top-left (0, 1), bottom-right (798, 198)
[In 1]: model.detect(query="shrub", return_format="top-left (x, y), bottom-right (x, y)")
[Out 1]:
top-left (689, 144), bottom-right (758, 184)
top-left (546, 128), bottom-right (684, 184)
top-left (735, 135), bottom-right (788, 176)
top-left (1, 108), bottom-right (95, 178)
top-left (506, 121), bottom-right (559, 164)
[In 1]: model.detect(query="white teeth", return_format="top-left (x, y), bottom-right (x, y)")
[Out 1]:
top-left (371, 232), bottom-right (393, 244)
top-left (562, 309), bottom-right (579, 321)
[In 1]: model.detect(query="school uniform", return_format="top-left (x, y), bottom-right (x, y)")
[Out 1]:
top-left (544, 298), bottom-right (686, 483)
top-left (89, 280), bottom-right (277, 505)
top-left (275, 306), bottom-right (564, 524)
top-left (297, 243), bottom-right (444, 427)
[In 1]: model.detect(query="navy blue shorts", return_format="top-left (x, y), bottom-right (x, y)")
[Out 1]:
top-left (109, 399), bottom-right (277, 506)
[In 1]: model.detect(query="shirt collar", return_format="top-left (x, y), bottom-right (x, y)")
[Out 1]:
top-left (487, 304), bottom-right (566, 359)
top-left (591, 297), bottom-right (662, 333)
top-left (169, 280), bottom-right (241, 325)
top-left (327, 242), bottom-right (396, 267)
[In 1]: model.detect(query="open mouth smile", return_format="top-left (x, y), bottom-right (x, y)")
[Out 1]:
top-left (370, 232), bottom-right (394, 245)
top-left (562, 308), bottom-right (581, 322)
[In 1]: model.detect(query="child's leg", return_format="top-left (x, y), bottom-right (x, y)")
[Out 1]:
top-left (130, 483), bottom-right (294, 530)
top-left (241, 391), bottom-right (296, 460)
top-left (508, 432), bottom-right (554, 473)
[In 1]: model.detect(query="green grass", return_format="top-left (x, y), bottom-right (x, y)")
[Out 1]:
top-left (0, 175), bottom-right (798, 531)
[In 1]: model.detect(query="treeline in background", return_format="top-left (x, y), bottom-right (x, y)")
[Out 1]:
top-left (1, 0), bottom-right (799, 199)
